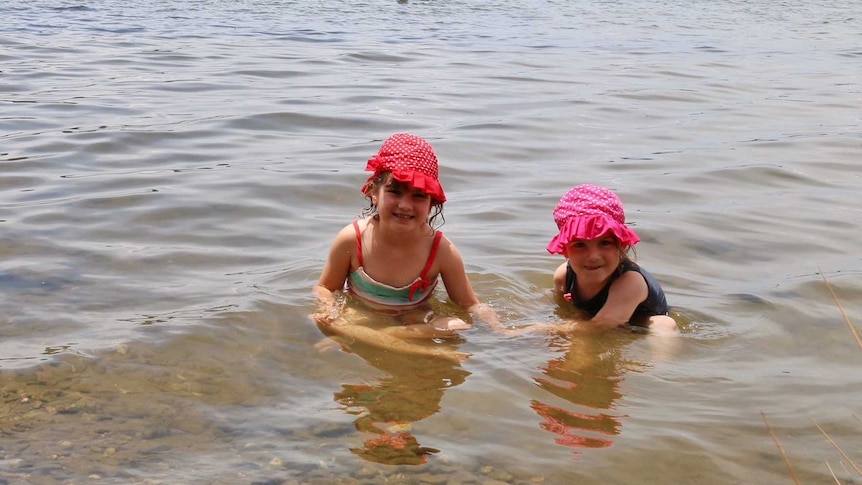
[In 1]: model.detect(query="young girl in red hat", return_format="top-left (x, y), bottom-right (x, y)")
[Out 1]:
top-left (533, 184), bottom-right (678, 335)
top-left (314, 133), bottom-right (499, 357)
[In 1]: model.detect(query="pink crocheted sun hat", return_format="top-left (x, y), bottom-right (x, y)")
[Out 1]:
top-left (546, 184), bottom-right (640, 255)
top-left (361, 133), bottom-right (446, 203)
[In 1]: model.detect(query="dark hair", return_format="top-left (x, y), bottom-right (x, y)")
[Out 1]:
top-left (361, 171), bottom-right (445, 228)
top-left (619, 243), bottom-right (637, 264)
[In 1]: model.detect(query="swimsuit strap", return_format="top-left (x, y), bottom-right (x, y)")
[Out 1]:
top-left (353, 220), bottom-right (443, 302)
top-left (408, 230), bottom-right (443, 301)
top-left (418, 230), bottom-right (444, 280)
top-left (352, 220), bottom-right (364, 267)
top-left (353, 221), bottom-right (442, 275)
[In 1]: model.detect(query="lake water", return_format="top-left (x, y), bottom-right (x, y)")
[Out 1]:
top-left (1, 0), bottom-right (860, 483)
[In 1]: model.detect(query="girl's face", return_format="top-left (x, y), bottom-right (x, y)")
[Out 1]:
top-left (371, 180), bottom-right (432, 230)
top-left (563, 236), bottom-right (622, 286)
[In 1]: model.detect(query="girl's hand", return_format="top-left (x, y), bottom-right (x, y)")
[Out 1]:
top-left (311, 304), bottom-right (340, 326)
top-left (312, 285), bottom-right (343, 326)
top-left (467, 303), bottom-right (502, 330)
top-left (429, 316), bottom-right (471, 333)
top-left (499, 324), bottom-right (543, 337)
top-left (314, 337), bottom-right (351, 354)
top-left (497, 322), bottom-right (578, 337)
top-left (380, 316), bottom-right (470, 339)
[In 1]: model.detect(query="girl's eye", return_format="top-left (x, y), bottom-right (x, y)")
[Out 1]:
top-left (571, 242), bottom-right (586, 249)
top-left (599, 239), bottom-right (616, 247)
top-left (413, 192), bottom-right (429, 199)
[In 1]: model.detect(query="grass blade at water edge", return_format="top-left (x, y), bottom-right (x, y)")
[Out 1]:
top-left (812, 419), bottom-right (862, 477)
top-left (762, 411), bottom-right (801, 485)
top-left (819, 270), bottom-right (862, 351)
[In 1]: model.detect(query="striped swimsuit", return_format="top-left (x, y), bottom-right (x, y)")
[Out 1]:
top-left (347, 220), bottom-right (442, 314)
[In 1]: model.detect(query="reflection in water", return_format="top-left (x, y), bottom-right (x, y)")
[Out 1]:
top-left (530, 336), bottom-right (644, 455)
top-left (331, 336), bottom-right (470, 465)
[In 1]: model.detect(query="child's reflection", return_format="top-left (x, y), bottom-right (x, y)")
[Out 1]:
top-left (529, 335), bottom-right (645, 454)
top-left (331, 336), bottom-right (471, 465)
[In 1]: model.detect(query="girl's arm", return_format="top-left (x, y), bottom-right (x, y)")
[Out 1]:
top-left (591, 270), bottom-right (648, 330)
top-left (552, 261), bottom-right (568, 295)
top-left (553, 261), bottom-right (645, 330)
top-left (506, 262), bottom-right (641, 335)
top-left (506, 262), bottom-right (581, 334)
top-left (437, 236), bottom-right (502, 330)
top-left (319, 320), bottom-right (468, 363)
top-left (380, 315), bottom-right (471, 339)
top-left (312, 224), bottom-right (355, 324)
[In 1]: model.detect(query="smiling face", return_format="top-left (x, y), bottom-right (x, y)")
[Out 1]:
top-left (370, 179), bottom-right (433, 230)
top-left (563, 235), bottom-right (623, 287)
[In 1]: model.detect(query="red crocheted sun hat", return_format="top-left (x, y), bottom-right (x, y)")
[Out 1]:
top-left (361, 133), bottom-right (446, 204)
top-left (546, 184), bottom-right (640, 255)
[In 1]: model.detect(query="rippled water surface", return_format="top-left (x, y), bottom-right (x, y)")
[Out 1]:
top-left (1, 0), bottom-right (860, 483)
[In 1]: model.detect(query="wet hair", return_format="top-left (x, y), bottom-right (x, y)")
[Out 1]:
top-left (617, 243), bottom-right (637, 273)
top-left (360, 171), bottom-right (445, 228)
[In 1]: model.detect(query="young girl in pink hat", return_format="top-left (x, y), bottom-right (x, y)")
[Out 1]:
top-left (314, 133), bottom-right (499, 358)
top-left (540, 184), bottom-right (678, 334)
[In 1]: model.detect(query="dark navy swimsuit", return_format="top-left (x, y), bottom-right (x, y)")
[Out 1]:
top-left (564, 260), bottom-right (669, 325)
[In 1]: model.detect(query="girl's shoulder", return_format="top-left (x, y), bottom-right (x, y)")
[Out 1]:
top-left (429, 228), bottom-right (453, 256)
top-left (331, 220), bottom-right (362, 248)
top-left (553, 261), bottom-right (569, 279)
top-left (608, 267), bottom-right (650, 301)
top-left (431, 229), bottom-right (474, 272)
top-left (552, 262), bottom-right (569, 294)
top-left (620, 259), bottom-right (641, 272)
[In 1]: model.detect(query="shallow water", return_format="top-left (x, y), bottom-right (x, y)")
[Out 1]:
top-left (1, 0), bottom-right (860, 483)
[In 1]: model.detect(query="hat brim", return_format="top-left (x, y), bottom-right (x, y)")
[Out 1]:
top-left (362, 168), bottom-right (446, 204)
top-left (546, 214), bottom-right (639, 254)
